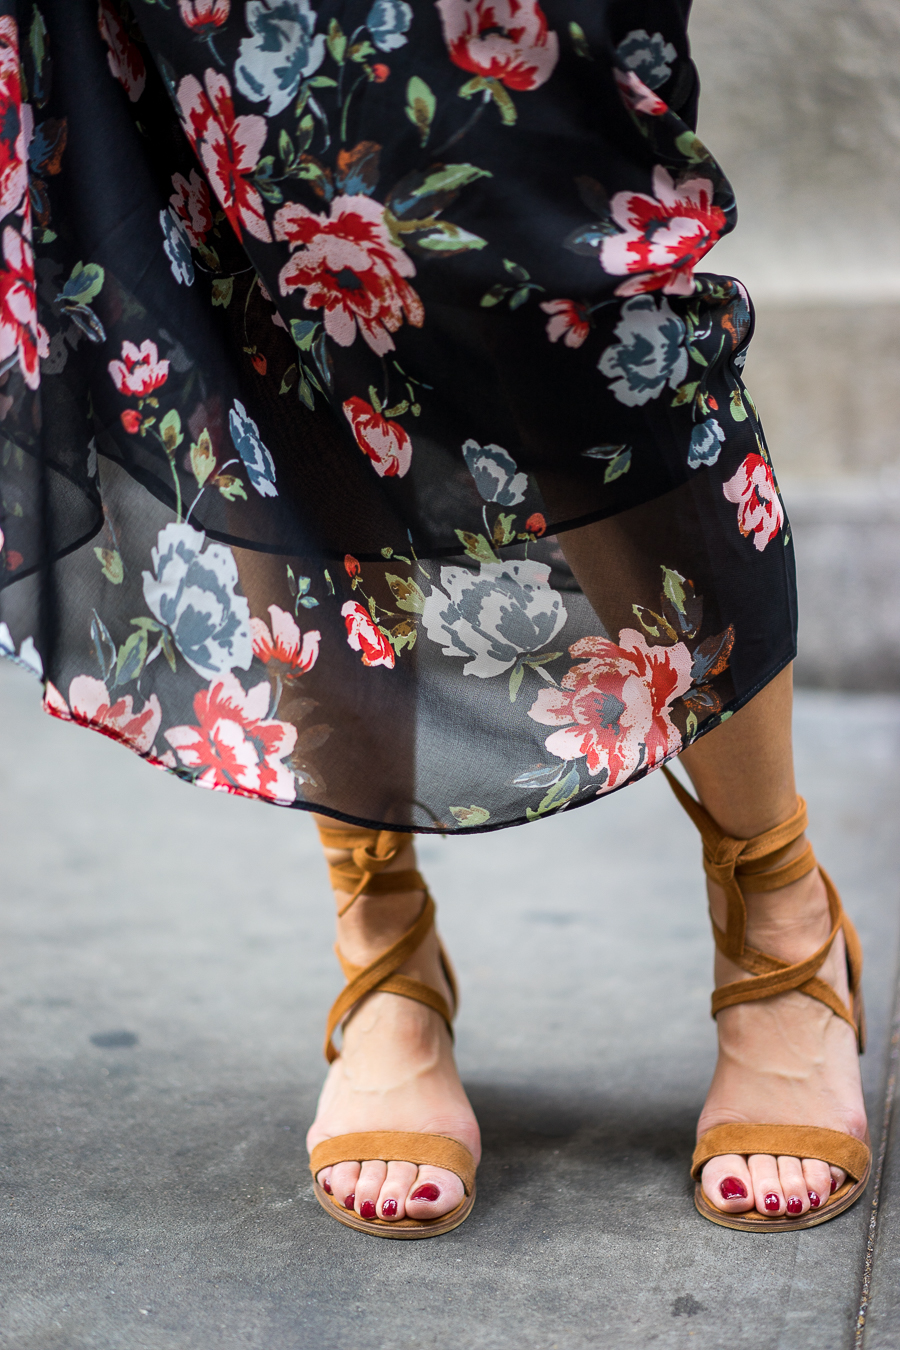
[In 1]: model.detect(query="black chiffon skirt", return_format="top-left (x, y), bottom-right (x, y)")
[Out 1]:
top-left (0, 0), bottom-right (796, 831)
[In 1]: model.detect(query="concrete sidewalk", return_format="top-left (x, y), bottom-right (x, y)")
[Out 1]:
top-left (1, 658), bottom-right (899, 1350)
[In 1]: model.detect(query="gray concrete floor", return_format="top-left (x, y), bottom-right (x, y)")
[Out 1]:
top-left (1, 659), bottom-right (899, 1350)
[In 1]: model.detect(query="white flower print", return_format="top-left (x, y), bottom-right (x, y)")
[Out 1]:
top-left (422, 558), bottom-right (566, 678)
top-left (142, 522), bottom-right (253, 678)
top-left (229, 399), bottom-right (277, 496)
top-left (234, 0), bottom-right (326, 117)
top-left (366, 0), bottom-right (413, 51)
top-left (616, 29), bottom-right (677, 90)
top-left (597, 294), bottom-right (687, 407)
top-left (462, 440), bottom-right (528, 505)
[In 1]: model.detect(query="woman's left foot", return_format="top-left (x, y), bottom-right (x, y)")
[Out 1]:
top-left (697, 852), bottom-right (867, 1218)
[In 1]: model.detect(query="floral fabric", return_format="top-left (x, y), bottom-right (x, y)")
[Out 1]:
top-left (0, 0), bottom-right (796, 832)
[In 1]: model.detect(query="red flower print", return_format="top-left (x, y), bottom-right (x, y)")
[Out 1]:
top-left (539, 299), bottom-right (589, 349)
top-left (163, 672), bottom-right (298, 803)
top-left (342, 396), bottom-right (413, 478)
top-left (274, 194), bottom-right (423, 355)
top-left (250, 604), bottom-right (320, 677)
top-left (344, 554), bottom-right (360, 578)
top-left (178, 0), bottom-right (230, 36)
top-left (0, 17), bottom-right (33, 220)
top-left (614, 69), bottom-right (668, 116)
top-left (120, 408), bottom-right (143, 434)
top-left (436, 0), bottom-right (559, 91)
top-left (0, 226), bottom-right (43, 391)
top-left (601, 166), bottom-right (727, 298)
top-left (722, 453), bottom-right (784, 552)
top-left (45, 675), bottom-right (162, 754)
top-left (528, 629), bottom-right (692, 790)
top-left (525, 513), bottom-right (546, 536)
top-left (341, 600), bottom-right (396, 669)
top-left (169, 169), bottom-right (214, 247)
top-left (108, 340), bottom-right (169, 397)
top-left (176, 70), bottom-right (271, 244)
top-left (98, 0), bottom-right (146, 104)
top-left (372, 63), bottom-right (390, 82)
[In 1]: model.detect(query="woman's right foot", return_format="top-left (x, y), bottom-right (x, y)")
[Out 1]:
top-left (307, 828), bottom-right (480, 1224)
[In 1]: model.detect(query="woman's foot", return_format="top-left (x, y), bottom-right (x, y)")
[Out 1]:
top-left (306, 834), bottom-right (480, 1224)
top-left (697, 851), bottom-right (867, 1219)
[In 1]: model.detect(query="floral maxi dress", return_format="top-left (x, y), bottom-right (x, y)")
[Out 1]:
top-left (0, 0), bottom-right (796, 832)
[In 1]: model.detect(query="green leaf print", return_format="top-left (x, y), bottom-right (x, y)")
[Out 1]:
top-left (406, 77), bottom-right (436, 146)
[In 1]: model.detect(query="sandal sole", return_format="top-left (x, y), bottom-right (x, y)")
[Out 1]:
top-left (313, 1180), bottom-right (476, 1239)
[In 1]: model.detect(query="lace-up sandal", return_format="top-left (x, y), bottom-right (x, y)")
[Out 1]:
top-left (663, 768), bottom-right (871, 1231)
top-left (308, 824), bottom-right (477, 1238)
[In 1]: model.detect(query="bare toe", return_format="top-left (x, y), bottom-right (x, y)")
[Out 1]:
top-left (801, 1158), bottom-right (832, 1210)
top-left (776, 1156), bottom-right (808, 1217)
top-left (316, 1165), bottom-right (334, 1196)
top-left (830, 1165), bottom-right (847, 1195)
top-left (377, 1161), bottom-right (418, 1220)
top-left (330, 1161), bottom-right (361, 1210)
top-left (748, 1154), bottom-right (783, 1216)
top-left (404, 1164), bottom-right (464, 1220)
top-left (701, 1154), bottom-right (753, 1213)
top-left (354, 1161), bottom-right (387, 1219)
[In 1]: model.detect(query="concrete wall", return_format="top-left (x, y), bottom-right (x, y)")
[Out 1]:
top-left (690, 0), bottom-right (900, 689)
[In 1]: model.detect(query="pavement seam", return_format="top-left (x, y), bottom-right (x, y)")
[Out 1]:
top-left (854, 936), bottom-right (900, 1348)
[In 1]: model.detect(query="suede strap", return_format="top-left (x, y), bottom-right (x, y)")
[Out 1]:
top-left (663, 768), bottom-right (863, 1050)
top-left (316, 821), bottom-right (458, 1064)
top-left (309, 1131), bottom-right (477, 1194)
top-left (691, 1124), bottom-right (869, 1181)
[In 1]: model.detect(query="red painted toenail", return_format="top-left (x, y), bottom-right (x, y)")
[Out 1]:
top-left (808, 1191), bottom-right (821, 1209)
top-left (831, 1177), bottom-right (838, 1194)
top-left (344, 1192), bottom-right (355, 1210)
top-left (764, 1193), bottom-right (781, 1213)
top-left (719, 1176), bottom-right (747, 1200)
top-left (321, 1178), bottom-right (332, 1195)
top-left (360, 1200), bottom-right (376, 1219)
top-left (786, 1196), bottom-right (803, 1216)
top-left (382, 1199), bottom-right (398, 1218)
top-left (411, 1183), bottom-right (441, 1202)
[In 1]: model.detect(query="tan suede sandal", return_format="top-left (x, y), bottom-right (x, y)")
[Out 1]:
top-left (663, 768), bottom-right (871, 1232)
top-left (308, 825), bottom-right (477, 1239)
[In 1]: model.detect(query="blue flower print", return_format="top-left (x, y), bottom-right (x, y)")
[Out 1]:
top-left (688, 418), bottom-right (725, 469)
top-left (616, 29), bottom-right (678, 90)
top-left (463, 440), bottom-right (528, 505)
top-left (229, 399), bottom-right (278, 496)
top-left (234, 0), bottom-right (326, 117)
top-left (367, 0), bottom-right (413, 52)
top-left (142, 523), bottom-right (253, 679)
top-left (597, 296), bottom-right (687, 407)
top-left (159, 207), bottom-right (194, 287)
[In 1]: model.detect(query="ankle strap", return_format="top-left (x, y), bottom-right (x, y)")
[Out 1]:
top-left (662, 768), bottom-right (863, 1047)
top-left (316, 823), bottom-right (423, 916)
top-left (662, 768), bottom-right (813, 960)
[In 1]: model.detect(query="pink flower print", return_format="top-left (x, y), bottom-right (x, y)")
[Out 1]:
top-left (0, 226), bottom-right (45, 392)
top-left (614, 68), bottom-right (668, 116)
top-left (436, 0), bottom-right (559, 92)
top-left (169, 169), bottom-right (214, 247)
top-left (341, 600), bottom-right (395, 669)
top-left (108, 340), bottom-right (170, 397)
top-left (250, 604), bottom-right (321, 677)
top-left (164, 672), bottom-right (298, 803)
top-left (539, 298), bottom-right (590, 348)
top-left (97, 0), bottom-right (146, 103)
top-left (0, 17), bottom-right (33, 220)
top-left (176, 69), bottom-right (271, 243)
top-left (44, 675), bottom-right (162, 753)
top-left (528, 629), bottom-right (692, 790)
top-left (722, 453), bottom-right (784, 552)
top-left (600, 166), bottom-right (727, 297)
top-left (274, 194), bottom-right (423, 356)
top-left (342, 396), bottom-right (413, 477)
